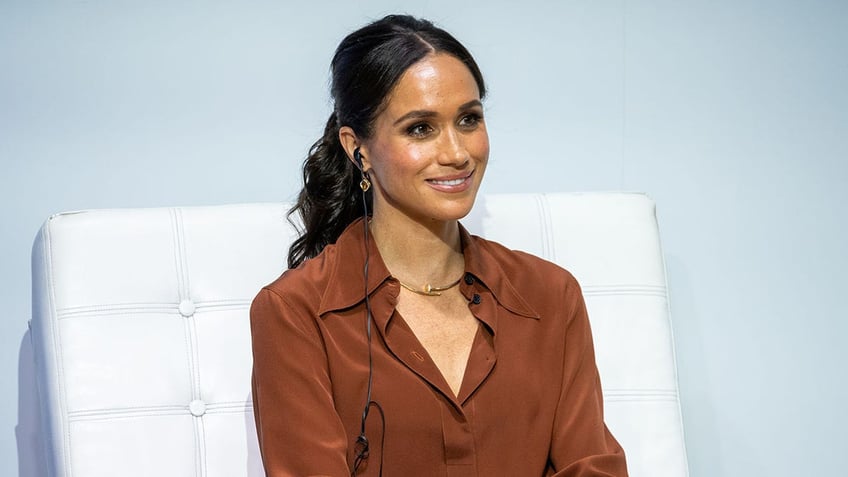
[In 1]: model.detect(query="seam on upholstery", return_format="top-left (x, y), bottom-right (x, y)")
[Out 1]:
top-left (534, 194), bottom-right (554, 261)
top-left (193, 299), bottom-right (253, 310)
top-left (172, 208), bottom-right (206, 476)
top-left (194, 407), bottom-right (208, 477)
top-left (185, 314), bottom-right (202, 397)
top-left (205, 402), bottom-right (254, 413)
top-left (602, 388), bottom-right (679, 402)
top-left (175, 208), bottom-right (206, 477)
top-left (46, 219), bottom-right (73, 476)
top-left (172, 208), bottom-right (202, 397)
top-left (540, 193), bottom-right (556, 262)
top-left (172, 209), bottom-right (196, 404)
top-left (67, 401), bottom-right (254, 421)
top-left (56, 303), bottom-right (177, 318)
top-left (56, 300), bottom-right (252, 318)
top-left (69, 405), bottom-right (188, 421)
top-left (533, 195), bottom-right (544, 258)
top-left (174, 208), bottom-right (191, 299)
top-left (581, 284), bottom-right (667, 297)
top-left (170, 209), bottom-right (183, 302)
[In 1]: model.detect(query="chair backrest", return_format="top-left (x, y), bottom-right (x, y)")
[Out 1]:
top-left (31, 192), bottom-right (688, 477)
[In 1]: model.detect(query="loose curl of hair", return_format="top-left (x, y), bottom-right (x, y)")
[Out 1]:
top-left (287, 14), bottom-right (487, 269)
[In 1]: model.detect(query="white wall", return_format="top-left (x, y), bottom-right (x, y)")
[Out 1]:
top-left (2, 1), bottom-right (846, 475)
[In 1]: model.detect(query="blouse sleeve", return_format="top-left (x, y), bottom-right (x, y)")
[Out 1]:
top-left (250, 287), bottom-right (350, 477)
top-left (548, 279), bottom-right (629, 476)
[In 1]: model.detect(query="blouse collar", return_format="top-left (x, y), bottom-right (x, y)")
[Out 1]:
top-left (318, 217), bottom-right (539, 320)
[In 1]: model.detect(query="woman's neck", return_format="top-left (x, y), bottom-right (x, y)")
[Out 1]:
top-left (368, 208), bottom-right (465, 286)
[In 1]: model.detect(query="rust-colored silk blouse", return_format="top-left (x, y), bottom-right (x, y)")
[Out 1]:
top-left (250, 219), bottom-right (628, 476)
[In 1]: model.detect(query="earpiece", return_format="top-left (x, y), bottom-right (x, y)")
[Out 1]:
top-left (353, 147), bottom-right (364, 170)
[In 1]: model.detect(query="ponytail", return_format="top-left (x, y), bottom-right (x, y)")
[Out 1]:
top-left (287, 113), bottom-right (370, 268)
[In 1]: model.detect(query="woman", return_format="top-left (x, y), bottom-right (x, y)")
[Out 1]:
top-left (250, 14), bottom-right (628, 476)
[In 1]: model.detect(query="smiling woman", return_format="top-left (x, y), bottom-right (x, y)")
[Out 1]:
top-left (249, 14), bottom-right (628, 477)
top-left (340, 53), bottom-right (489, 233)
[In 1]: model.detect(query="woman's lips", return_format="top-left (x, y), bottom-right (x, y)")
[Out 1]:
top-left (426, 170), bottom-right (474, 192)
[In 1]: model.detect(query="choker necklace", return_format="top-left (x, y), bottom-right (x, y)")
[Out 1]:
top-left (397, 275), bottom-right (463, 296)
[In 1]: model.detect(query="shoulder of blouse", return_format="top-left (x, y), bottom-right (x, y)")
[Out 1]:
top-left (259, 240), bottom-right (340, 313)
top-left (258, 217), bottom-right (390, 317)
top-left (465, 233), bottom-right (585, 318)
top-left (467, 233), bottom-right (580, 288)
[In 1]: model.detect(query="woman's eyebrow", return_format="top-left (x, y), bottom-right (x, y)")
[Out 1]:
top-left (393, 109), bottom-right (437, 126)
top-left (393, 100), bottom-right (483, 126)
top-left (458, 99), bottom-right (483, 111)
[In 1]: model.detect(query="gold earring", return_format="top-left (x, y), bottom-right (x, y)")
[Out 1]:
top-left (360, 174), bottom-right (371, 192)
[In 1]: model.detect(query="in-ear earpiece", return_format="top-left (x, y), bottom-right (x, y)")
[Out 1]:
top-left (353, 147), bottom-right (364, 170)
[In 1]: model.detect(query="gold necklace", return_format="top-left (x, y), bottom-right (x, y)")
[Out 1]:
top-left (397, 275), bottom-right (463, 296)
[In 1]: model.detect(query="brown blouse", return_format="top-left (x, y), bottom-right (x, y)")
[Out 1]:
top-left (250, 219), bottom-right (628, 476)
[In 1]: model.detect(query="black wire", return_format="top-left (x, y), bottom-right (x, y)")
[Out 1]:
top-left (352, 177), bottom-right (383, 476)
top-left (353, 402), bottom-right (385, 476)
top-left (359, 180), bottom-right (373, 441)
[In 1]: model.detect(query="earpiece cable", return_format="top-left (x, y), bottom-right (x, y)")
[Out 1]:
top-left (352, 172), bottom-right (383, 476)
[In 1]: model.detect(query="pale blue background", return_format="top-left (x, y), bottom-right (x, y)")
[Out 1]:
top-left (2, 1), bottom-right (846, 476)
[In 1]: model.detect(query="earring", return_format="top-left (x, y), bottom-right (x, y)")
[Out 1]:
top-left (353, 147), bottom-right (371, 192)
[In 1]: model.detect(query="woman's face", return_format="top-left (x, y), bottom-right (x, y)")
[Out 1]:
top-left (360, 53), bottom-right (489, 225)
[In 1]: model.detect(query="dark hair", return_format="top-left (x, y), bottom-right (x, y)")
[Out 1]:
top-left (287, 14), bottom-right (487, 268)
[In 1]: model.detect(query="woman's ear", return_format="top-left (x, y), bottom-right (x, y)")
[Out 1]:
top-left (338, 126), bottom-right (363, 170)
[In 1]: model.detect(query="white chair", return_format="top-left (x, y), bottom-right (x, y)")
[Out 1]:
top-left (30, 192), bottom-right (688, 476)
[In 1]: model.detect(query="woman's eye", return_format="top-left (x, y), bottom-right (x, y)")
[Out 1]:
top-left (458, 113), bottom-right (482, 129)
top-left (407, 123), bottom-right (433, 137)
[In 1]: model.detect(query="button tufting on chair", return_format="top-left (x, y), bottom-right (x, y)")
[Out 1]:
top-left (178, 299), bottom-right (196, 317)
top-left (189, 399), bottom-right (207, 417)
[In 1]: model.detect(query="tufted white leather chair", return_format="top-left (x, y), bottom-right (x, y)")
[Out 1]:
top-left (30, 192), bottom-right (689, 476)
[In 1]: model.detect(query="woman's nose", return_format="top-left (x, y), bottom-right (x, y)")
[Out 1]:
top-left (438, 128), bottom-right (470, 167)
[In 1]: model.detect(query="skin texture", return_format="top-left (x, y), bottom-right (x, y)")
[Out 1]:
top-left (338, 53), bottom-right (490, 394)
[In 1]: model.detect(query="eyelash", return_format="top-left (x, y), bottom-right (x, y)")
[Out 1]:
top-left (459, 113), bottom-right (482, 129)
top-left (407, 123), bottom-right (433, 138)
top-left (405, 113), bottom-right (483, 138)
